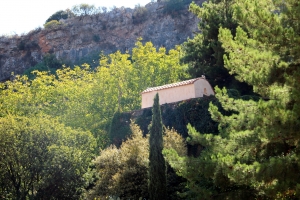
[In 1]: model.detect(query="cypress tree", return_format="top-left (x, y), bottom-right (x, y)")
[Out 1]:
top-left (148, 93), bottom-right (167, 200)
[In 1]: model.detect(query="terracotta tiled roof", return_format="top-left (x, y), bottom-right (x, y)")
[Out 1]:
top-left (142, 77), bottom-right (205, 94)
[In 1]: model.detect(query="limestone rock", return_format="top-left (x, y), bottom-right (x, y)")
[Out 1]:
top-left (0, 1), bottom-right (202, 81)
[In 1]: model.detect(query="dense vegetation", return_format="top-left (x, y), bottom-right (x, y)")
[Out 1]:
top-left (164, 0), bottom-right (300, 199)
top-left (45, 10), bottom-right (72, 24)
top-left (88, 121), bottom-right (186, 199)
top-left (180, 0), bottom-right (252, 95)
top-left (0, 115), bottom-right (96, 199)
top-left (0, 40), bottom-right (187, 198)
top-left (1, 0), bottom-right (300, 199)
top-left (162, 0), bottom-right (193, 15)
top-left (132, 4), bottom-right (148, 25)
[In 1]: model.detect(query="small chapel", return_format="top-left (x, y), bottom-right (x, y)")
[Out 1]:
top-left (141, 76), bottom-right (215, 108)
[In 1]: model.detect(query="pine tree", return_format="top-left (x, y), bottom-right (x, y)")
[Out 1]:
top-left (181, 0), bottom-right (236, 85)
top-left (148, 93), bottom-right (167, 200)
top-left (165, 0), bottom-right (300, 199)
top-left (181, 0), bottom-right (251, 93)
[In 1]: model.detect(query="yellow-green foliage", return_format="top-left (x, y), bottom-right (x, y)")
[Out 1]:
top-left (89, 122), bottom-right (149, 199)
top-left (0, 67), bottom-right (109, 148)
top-left (44, 20), bottom-right (61, 29)
top-left (0, 114), bottom-right (96, 199)
top-left (98, 39), bottom-right (189, 112)
top-left (0, 40), bottom-right (187, 148)
top-left (164, 127), bottom-right (187, 157)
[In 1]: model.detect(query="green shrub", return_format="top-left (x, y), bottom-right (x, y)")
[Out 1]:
top-left (90, 122), bottom-right (186, 199)
top-left (23, 63), bottom-right (49, 79)
top-left (227, 89), bottom-right (240, 99)
top-left (17, 40), bottom-right (39, 51)
top-left (74, 51), bottom-right (101, 69)
top-left (92, 35), bottom-right (100, 43)
top-left (132, 4), bottom-right (148, 24)
top-left (72, 4), bottom-right (99, 16)
top-left (109, 111), bottom-right (131, 147)
top-left (45, 10), bottom-right (69, 24)
top-left (23, 54), bottom-right (64, 79)
top-left (0, 115), bottom-right (96, 200)
top-left (90, 122), bottom-right (149, 199)
top-left (44, 20), bottom-right (61, 29)
top-left (43, 54), bottom-right (64, 69)
top-left (18, 40), bottom-right (26, 50)
top-left (162, 0), bottom-right (192, 16)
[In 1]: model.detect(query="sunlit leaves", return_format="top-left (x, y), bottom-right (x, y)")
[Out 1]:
top-left (0, 40), bottom-right (188, 149)
top-left (0, 115), bottom-right (96, 199)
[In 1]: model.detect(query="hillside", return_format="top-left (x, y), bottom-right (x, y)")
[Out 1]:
top-left (0, 1), bottom-right (202, 82)
top-left (1, 0), bottom-right (300, 199)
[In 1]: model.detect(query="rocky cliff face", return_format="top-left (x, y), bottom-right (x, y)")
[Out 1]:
top-left (0, 1), bottom-right (201, 81)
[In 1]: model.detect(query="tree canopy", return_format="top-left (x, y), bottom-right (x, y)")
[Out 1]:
top-left (45, 10), bottom-right (71, 24)
top-left (71, 4), bottom-right (100, 16)
top-left (0, 40), bottom-right (187, 148)
top-left (0, 40), bottom-right (188, 198)
top-left (3, 0), bottom-right (299, 197)
top-left (165, 0), bottom-right (300, 198)
top-left (181, 0), bottom-right (251, 94)
top-left (89, 122), bottom-right (186, 199)
top-left (0, 115), bottom-right (96, 199)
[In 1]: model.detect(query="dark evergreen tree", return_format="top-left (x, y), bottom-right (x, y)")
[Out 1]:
top-left (165, 0), bottom-right (300, 199)
top-left (181, 0), bottom-right (235, 85)
top-left (181, 0), bottom-right (251, 94)
top-left (148, 93), bottom-right (167, 200)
